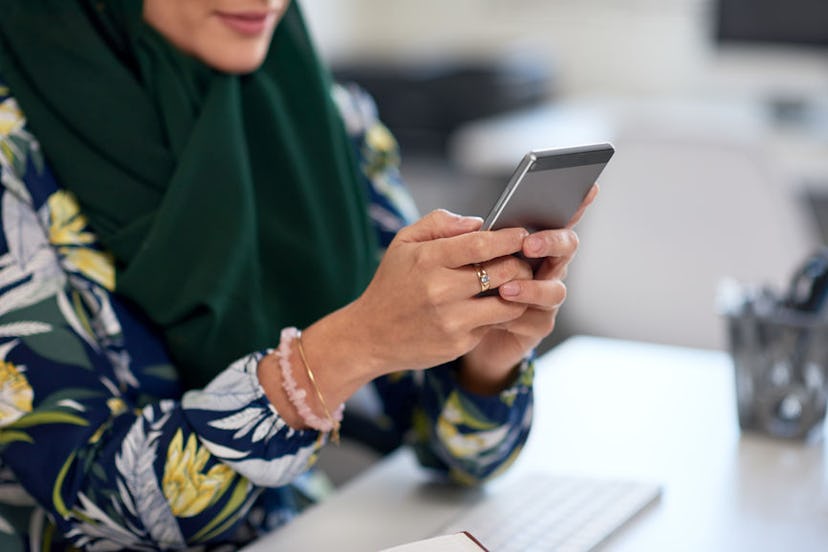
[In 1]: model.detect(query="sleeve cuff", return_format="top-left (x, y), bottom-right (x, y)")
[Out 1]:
top-left (181, 351), bottom-right (322, 487)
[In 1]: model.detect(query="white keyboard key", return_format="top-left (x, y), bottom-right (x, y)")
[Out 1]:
top-left (439, 473), bottom-right (661, 552)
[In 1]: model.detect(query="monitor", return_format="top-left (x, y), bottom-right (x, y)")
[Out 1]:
top-left (715, 0), bottom-right (828, 47)
top-left (710, 0), bottom-right (828, 121)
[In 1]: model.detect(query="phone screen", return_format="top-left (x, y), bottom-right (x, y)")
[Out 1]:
top-left (483, 144), bottom-right (614, 232)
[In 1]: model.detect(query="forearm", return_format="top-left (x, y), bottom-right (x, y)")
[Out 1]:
top-left (1, 347), bottom-right (321, 549)
top-left (256, 301), bottom-right (384, 432)
top-left (373, 360), bottom-right (535, 485)
top-left (423, 361), bottom-right (535, 483)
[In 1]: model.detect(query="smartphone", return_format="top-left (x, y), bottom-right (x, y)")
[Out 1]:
top-left (482, 143), bottom-right (615, 232)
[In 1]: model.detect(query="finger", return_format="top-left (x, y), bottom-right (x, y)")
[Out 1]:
top-left (397, 209), bottom-right (482, 243)
top-left (467, 255), bottom-right (533, 296)
top-left (492, 307), bottom-right (559, 341)
top-left (522, 228), bottom-right (579, 261)
top-left (498, 278), bottom-right (567, 311)
top-left (532, 240), bottom-right (577, 281)
top-left (453, 296), bottom-right (529, 330)
top-left (534, 256), bottom-right (569, 281)
top-left (566, 184), bottom-right (599, 228)
top-left (440, 227), bottom-right (529, 268)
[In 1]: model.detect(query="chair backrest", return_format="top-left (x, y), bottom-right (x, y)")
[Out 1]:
top-left (564, 132), bottom-right (820, 350)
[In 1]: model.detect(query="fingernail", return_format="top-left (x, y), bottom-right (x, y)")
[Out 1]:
top-left (526, 235), bottom-right (543, 255)
top-left (501, 282), bottom-right (520, 296)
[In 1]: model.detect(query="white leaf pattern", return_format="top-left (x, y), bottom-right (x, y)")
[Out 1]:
top-left (251, 417), bottom-right (283, 443)
top-left (89, 284), bottom-right (122, 338)
top-left (0, 252), bottom-right (13, 267)
top-left (0, 165), bottom-right (32, 206)
top-left (115, 411), bottom-right (185, 549)
top-left (233, 416), bottom-right (262, 440)
top-left (182, 355), bottom-right (263, 413)
top-left (0, 260), bottom-right (27, 289)
top-left (116, 478), bottom-right (137, 518)
top-left (0, 339), bottom-right (18, 361)
top-left (0, 191), bottom-right (66, 316)
top-left (56, 399), bottom-right (85, 411)
top-left (65, 276), bottom-right (123, 341)
top-left (68, 492), bottom-right (147, 550)
top-left (195, 438), bottom-right (251, 461)
top-left (0, 512), bottom-right (13, 535)
top-left (3, 191), bottom-right (48, 272)
top-left (207, 407), bottom-right (264, 433)
top-left (0, 481), bottom-right (35, 506)
top-left (0, 321), bottom-right (51, 337)
top-left (107, 348), bottom-right (139, 389)
top-left (57, 290), bottom-right (97, 350)
top-left (217, 447), bottom-right (318, 487)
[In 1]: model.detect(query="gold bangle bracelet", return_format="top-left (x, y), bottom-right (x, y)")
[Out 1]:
top-left (295, 332), bottom-right (340, 445)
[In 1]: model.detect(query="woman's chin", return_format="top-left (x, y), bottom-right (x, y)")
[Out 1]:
top-left (195, 45), bottom-right (271, 74)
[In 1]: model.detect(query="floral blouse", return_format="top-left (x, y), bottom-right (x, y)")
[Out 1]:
top-left (0, 80), bottom-right (534, 551)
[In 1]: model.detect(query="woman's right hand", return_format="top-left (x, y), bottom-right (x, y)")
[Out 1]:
top-left (259, 209), bottom-right (534, 428)
top-left (348, 209), bottom-right (533, 373)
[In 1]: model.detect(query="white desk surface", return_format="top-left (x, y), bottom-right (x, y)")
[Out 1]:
top-left (243, 336), bottom-right (828, 551)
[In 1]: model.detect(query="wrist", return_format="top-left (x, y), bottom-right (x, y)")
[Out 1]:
top-left (303, 299), bottom-right (389, 379)
top-left (257, 327), bottom-right (349, 437)
top-left (256, 298), bottom-right (402, 428)
top-left (456, 355), bottom-right (522, 396)
top-left (257, 351), bottom-right (305, 429)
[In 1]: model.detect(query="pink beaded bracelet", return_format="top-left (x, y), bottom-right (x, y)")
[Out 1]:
top-left (275, 327), bottom-right (343, 444)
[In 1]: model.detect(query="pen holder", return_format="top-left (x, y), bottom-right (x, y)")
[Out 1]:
top-left (723, 292), bottom-right (828, 440)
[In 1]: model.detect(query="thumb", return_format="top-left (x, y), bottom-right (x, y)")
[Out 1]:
top-left (397, 209), bottom-right (483, 243)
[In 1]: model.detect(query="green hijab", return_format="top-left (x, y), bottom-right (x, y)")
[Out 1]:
top-left (0, 1), bottom-right (378, 389)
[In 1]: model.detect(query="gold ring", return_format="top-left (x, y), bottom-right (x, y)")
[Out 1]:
top-left (474, 263), bottom-right (491, 293)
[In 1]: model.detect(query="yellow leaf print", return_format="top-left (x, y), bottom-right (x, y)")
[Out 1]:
top-left (436, 394), bottom-right (508, 459)
top-left (89, 398), bottom-right (129, 444)
top-left (441, 393), bottom-right (498, 431)
top-left (63, 248), bottom-right (115, 291)
top-left (163, 430), bottom-right (234, 518)
top-left (365, 123), bottom-right (396, 154)
top-left (0, 97), bottom-right (26, 166)
top-left (47, 191), bottom-right (115, 290)
top-left (107, 397), bottom-right (127, 417)
top-left (48, 191), bottom-right (96, 246)
top-left (0, 97), bottom-right (25, 138)
top-left (0, 361), bottom-right (33, 427)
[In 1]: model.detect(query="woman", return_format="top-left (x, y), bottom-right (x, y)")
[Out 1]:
top-left (0, 1), bottom-right (590, 549)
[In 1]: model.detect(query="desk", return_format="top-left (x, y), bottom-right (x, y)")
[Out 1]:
top-left (242, 336), bottom-right (828, 551)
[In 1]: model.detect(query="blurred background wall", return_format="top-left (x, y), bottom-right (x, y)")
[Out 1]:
top-left (300, 0), bottom-right (828, 351)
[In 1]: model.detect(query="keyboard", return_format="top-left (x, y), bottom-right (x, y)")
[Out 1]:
top-left (438, 473), bottom-right (661, 552)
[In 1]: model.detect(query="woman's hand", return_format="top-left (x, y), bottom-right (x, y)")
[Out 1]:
top-left (262, 186), bottom-right (596, 424)
top-left (345, 209), bottom-right (534, 373)
top-left (458, 185), bottom-right (598, 394)
top-left (289, 209), bottom-right (537, 411)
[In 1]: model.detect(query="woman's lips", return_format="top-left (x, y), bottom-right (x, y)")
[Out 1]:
top-left (216, 11), bottom-right (276, 36)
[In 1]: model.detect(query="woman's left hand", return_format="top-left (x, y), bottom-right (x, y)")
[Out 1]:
top-left (458, 185), bottom-right (597, 394)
